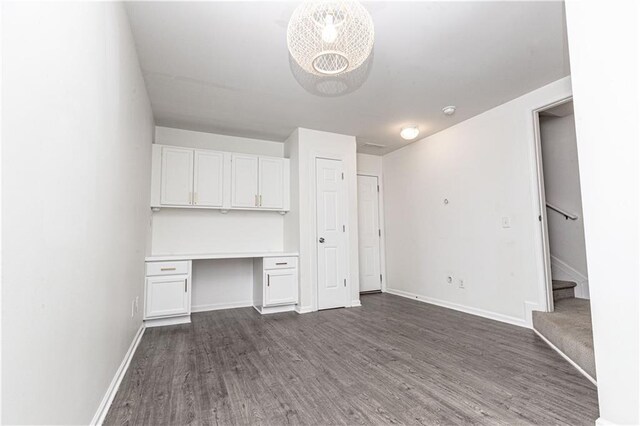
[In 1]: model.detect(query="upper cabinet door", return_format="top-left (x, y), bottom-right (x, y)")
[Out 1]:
top-left (231, 154), bottom-right (259, 208)
top-left (194, 150), bottom-right (224, 207)
top-left (161, 147), bottom-right (194, 206)
top-left (259, 157), bottom-right (284, 209)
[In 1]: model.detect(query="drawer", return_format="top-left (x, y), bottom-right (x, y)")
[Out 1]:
top-left (146, 261), bottom-right (190, 276)
top-left (263, 256), bottom-right (298, 270)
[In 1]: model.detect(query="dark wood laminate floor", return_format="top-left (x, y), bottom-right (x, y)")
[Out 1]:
top-left (105, 293), bottom-right (599, 425)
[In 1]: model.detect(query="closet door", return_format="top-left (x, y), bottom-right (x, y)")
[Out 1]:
top-left (231, 154), bottom-right (259, 208)
top-left (160, 147), bottom-right (194, 206)
top-left (193, 150), bottom-right (224, 207)
top-left (258, 157), bottom-right (284, 209)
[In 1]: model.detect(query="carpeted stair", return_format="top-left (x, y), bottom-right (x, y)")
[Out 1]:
top-left (552, 279), bottom-right (577, 301)
top-left (532, 295), bottom-right (596, 381)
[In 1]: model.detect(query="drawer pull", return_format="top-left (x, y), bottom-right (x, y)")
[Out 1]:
top-left (275, 262), bottom-right (288, 265)
top-left (160, 267), bottom-right (177, 271)
top-left (184, 279), bottom-right (187, 293)
top-left (267, 274), bottom-right (270, 287)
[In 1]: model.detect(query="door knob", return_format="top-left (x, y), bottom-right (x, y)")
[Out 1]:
top-left (319, 237), bottom-right (325, 243)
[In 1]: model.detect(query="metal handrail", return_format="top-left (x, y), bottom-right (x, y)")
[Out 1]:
top-left (546, 203), bottom-right (579, 220)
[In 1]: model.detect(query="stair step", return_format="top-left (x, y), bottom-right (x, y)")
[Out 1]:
top-left (553, 280), bottom-right (576, 301)
top-left (532, 298), bottom-right (596, 381)
top-left (552, 280), bottom-right (577, 291)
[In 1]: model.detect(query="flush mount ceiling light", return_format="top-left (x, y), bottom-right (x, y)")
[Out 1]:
top-left (442, 105), bottom-right (457, 116)
top-left (400, 125), bottom-right (420, 140)
top-left (287, 1), bottom-right (374, 76)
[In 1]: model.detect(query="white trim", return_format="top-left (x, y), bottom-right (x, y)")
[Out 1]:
top-left (356, 172), bottom-right (387, 293)
top-left (91, 324), bottom-right (145, 426)
top-left (550, 255), bottom-right (590, 299)
top-left (253, 304), bottom-right (296, 315)
top-left (350, 300), bottom-right (362, 307)
top-left (524, 301), bottom-right (539, 328)
top-left (295, 305), bottom-right (314, 314)
top-left (528, 94), bottom-right (574, 314)
top-left (144, 315), bottom-right (191, 328)
top-left (385, 288), bottom-right (528, 328)
top-left (191, 300), bottom-right (253, 313)
top-left (532, 328), bottom-right (597, 386)
top-left (595, 418), bottom-right (617, 426)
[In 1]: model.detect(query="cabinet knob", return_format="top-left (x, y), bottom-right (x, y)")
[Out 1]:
top-left (319, 237), bottom-right (325, 243)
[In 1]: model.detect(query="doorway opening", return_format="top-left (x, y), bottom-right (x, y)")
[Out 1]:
top-left (531, 98), bottom-right (596, 384)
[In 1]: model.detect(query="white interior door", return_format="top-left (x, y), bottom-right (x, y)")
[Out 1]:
top-left (160, 147), bottom-right (193, 206)
top-left (259, 157), bottom-right (284, 209)
top-left (231, 154), bottom-right (258, 208)
top-left (357, 175), bottom-right (382, 292)
top-left (316, 158), bottom-right (348, 310)
top-left (194, 150), bottom-right (224, 207)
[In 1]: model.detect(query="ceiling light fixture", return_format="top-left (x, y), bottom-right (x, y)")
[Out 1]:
top-left (442, 105), bottom-right (456, 116)
top-left (400, 125), bottom-right (420, 141)
top-left (287, 1), bottom-right (374, 76)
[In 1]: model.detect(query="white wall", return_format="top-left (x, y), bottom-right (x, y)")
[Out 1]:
top-left (2, 3), bottom-right (154, 424)
top-left (284, 128), bottom-right (360, 311)
top-left (150, 126), bottom-right (285, 309)
top-left (357, 153), bottom-right (383, 176)
top-left (383, 77), bottom-right (572, 326)
top-left (565, 1), bottom-right (639, 424)
top-left (155, 126), bottom-right (284, 156)
top-left (540, 113), bottom-right (590, 298)
top-left (191, 259), bottom-right (254, 312)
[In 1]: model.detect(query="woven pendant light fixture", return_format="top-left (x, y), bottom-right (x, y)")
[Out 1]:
top-left (287, 1), bottom-right (374, 76)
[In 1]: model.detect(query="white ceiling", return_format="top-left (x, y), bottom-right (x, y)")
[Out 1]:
top-left (125, 1), bottom-right (570, 155)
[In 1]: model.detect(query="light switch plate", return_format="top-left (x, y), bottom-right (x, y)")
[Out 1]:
top-left (501, 216), bottom-right (511, 228)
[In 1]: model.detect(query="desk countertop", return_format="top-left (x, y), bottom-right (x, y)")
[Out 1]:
top-left (145, 252), bottom-right (299, 262)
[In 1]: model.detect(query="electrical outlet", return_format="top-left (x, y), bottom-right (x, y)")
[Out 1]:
top-left (501, 216), bottom-right (511, 228)
top-left (458, 278), bottom-right (465, 289)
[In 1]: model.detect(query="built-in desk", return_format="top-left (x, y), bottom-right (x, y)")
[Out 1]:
top-left (144, 252), bottom-right (299, 327)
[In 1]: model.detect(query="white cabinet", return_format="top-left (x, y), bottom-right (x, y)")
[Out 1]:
top-left (158, 146), bottom-right (224, 208)
top-left (160, 147), bottom-right (193, 206)
top-left (194, 150), bottom-right (224, 207)
top-left (259, 157), bottom-right (284, 209)
top-left (144, 261), bottom-right (191, 326)
top-left (265, 269), bottom-right (298, 306)
top-left (151, 144), bottom-right (289, 212)
top-left (253, 256), bottom-right (298, 314)
top-left (231, 154), bottom-right (259, 208)
top-left (232, 154), bottom-right (286, 210)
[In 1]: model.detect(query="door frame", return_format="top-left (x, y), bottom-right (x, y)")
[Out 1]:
top-left (312, 155), bottom-right (352, 311)
top-left (531, 95), bottom-right (574, 313)
top-left (357, 173), bottom-right (387, 293)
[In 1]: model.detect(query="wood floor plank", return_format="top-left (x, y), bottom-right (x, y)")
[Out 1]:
top-left (104, 293), bottom-right (598, 425)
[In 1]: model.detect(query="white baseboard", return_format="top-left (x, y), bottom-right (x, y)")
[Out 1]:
top-left (595, 417), bottom-right (617, 426)
top-left (295, 305), bottom-right (314, 314)
top-left (532, 328), bottom-right (597, 386)
top-left (144, 315), bottom-right (190, 328)
top-left (191, 300), bottom-right (253, 313)
top-left (524, 301), bottom-right (540, 328)
top-left (91, 324), bottom-right (145, 425)
top-left (551, 255), bottom-right (590, 299)
top-left (385, 288), bottom-right (528, 328)
top-left (253, 304), bottom-right (296, 315)
top-left (350, 300), bottom-right (362, 307)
